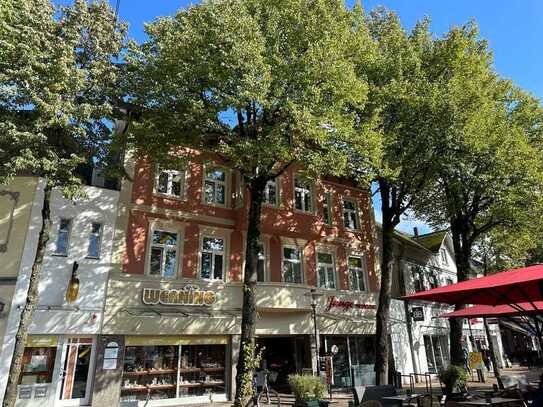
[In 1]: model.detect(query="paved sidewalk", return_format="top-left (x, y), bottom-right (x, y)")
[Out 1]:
top-left (176, 366), bottom-right (543, 406)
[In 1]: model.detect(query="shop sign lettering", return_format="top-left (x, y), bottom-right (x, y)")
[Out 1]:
top-left (142, 285), bottom-right (216, 306)
top-left (324, 296), bottom-right (376, 312)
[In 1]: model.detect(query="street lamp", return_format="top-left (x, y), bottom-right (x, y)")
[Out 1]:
top-left (306, 288), bottom-right (323, 375)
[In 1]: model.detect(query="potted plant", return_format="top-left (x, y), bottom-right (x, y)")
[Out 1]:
top-left (438, 365), bottom-right (468, 399)
top-left (288, 374), bottom-right (327, 406)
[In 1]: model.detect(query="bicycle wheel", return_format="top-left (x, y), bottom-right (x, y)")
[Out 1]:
top-left (257, 388), bottom-right (281, 406)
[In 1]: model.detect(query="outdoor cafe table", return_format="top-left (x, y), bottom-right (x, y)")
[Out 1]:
top-left (382, 393), bottom-right (425, 407)
top-left (458, 397), bottom-right (522, 406)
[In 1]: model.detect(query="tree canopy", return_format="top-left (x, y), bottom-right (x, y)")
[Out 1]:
top-left (0, 0), bottom-right (126, 191)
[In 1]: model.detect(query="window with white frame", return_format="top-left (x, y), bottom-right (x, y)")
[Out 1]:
top-left (428, 270), bottom-right (439, 289)
top-left (342, 199), bottom-right (358, 230)
top-left (257, 243), bottom-right (266, 282)
top-left (411, 264), bottom-right (426, 292)
top-left (54, 219), bottom-right (71, 256)
top-left (201, 236), bottom-right (225, 280)
top-left (282, 246), bottom-right (303, 283)
top-left (322, 192), bottom-right (332, 225)
top-left (440, 248), bottom-right (448, 265)
top-left (294, 177), bottom-right (312, 213)
top-left (149, 229), bottom-right (179, 278)
top-left (204, 167), bottom-right (227, 205)
top-left (155, 168), bottom-right (184, 197)
top-left (86, 222), bottom-right (103, 259)
top-left (317, 252), bottom-right (336, 289)
top-left (264, 180), bottom-right (278, 207)
top-left (348, 256), bottom-right (367, 292)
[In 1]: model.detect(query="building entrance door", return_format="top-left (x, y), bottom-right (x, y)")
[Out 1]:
top-left (56, 337), bottom-right (95, 406)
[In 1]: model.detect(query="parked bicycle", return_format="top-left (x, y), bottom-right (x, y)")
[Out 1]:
top-left (253, 369), bottom-right (281, 406)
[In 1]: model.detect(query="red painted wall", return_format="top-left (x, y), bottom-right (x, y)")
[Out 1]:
top-left (123, 153), bottom-right (378, 292)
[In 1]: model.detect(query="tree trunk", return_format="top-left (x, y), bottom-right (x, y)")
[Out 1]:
top-left (3, 185), bottom-right (51, 407)
top-left (234, 179), bottom-right (266, 407)
top-left (374, 180), bottom-right (398, 385)
top-left (449, 218), bottom-right (471, 366)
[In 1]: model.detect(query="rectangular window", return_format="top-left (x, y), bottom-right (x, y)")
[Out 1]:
top-left (201, 237), bottom-right (225, 280)
top-left (317, 252), bottom-right (336, 289)
top-left (155, 168), bottom-right (184, 197)
top-left (428, 271), bottom-right (439, 289)
top-left (282, 246), bottom-right (303, 283)
top-left (54, 219), bottom-right (71, 256)
top-left (204, 167), bottom-right (226, 205)
top-left (342, 199), bottom-right (358, 230)
top-left (263, 180), bottom-right (278, 206)
top-left (149, 230), bottom-right (178, 278)
top-left (19, 347), bottom-right (57, 385)
top-left (294, 178), bottom-right (312, 213)
top-left (348, 256), bottom-right (367, 292)
top-left (446, 278), bottom-right (454, 286)
top-left (86, 222), bottom-right (102, 258)
top-left (257, 243), bottom-right (266, 282)
top-left (411, 264), bottom-right (425, 292)
top-left (440, 248), bottom-right (448, 265)
top-left (323, 192), bottom-right (332, 225)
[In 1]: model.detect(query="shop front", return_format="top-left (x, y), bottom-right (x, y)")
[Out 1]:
top-left (15, 335), bottom-right (97, 407)
top-left (100, 274), bottom-right (381, 405)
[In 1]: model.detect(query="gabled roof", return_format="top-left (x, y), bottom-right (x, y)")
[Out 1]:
top-left (375, 223), bottom-right (433, 253)
top-left (412, 230), bottom-right (448, 253)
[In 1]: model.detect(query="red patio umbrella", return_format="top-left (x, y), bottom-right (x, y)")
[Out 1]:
top-left (441, 302), bottom-right (543, 319)
top-left (403, 264), bottom-right (543, 307)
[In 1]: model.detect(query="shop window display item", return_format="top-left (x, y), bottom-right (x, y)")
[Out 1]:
top-left (121, 343), bottom-right (226, 402)
top-left (121, 345), bottom-right (178, 401)
top-left (19, 347), bottom-right (56, 385)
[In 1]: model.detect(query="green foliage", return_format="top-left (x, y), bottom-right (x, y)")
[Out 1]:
top-left (124, 0), bottom-right (380, 182)
top-left (438, 365), bottom-right (468, 394)
top-left (0, 0), bottom-right (126, 192)
top-left (413, 21), bottom-right (543, 269)
top-left (288, 374), bottom-right (326, 402)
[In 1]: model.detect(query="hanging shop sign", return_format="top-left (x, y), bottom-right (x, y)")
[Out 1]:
top-left (324, 296), bottom-right (376, 312)
top-left (142, 285), bottom-right (217, 306)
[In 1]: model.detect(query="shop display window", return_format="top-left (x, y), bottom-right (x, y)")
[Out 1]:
top-left (19, 347), bottom-right (57, 385)
top-left (178, 344), bottom-right (225, 397)
top-left (122, 345), bottom-right (178, 401)
top-left (121, 344), bottom-right (226, 402)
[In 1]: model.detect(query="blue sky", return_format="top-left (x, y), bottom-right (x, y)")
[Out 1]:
top-left (63, 0), bottom-right (543, 235)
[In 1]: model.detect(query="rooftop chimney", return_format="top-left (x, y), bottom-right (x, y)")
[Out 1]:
top-left (413, 227), bottom-right (419, 237)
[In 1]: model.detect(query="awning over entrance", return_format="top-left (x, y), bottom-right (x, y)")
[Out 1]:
top-left (441, 302), bottom-right (543, 318)
top-left (403, 264), bottom-right (543, 306)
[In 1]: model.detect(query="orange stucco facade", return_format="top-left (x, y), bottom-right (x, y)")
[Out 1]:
top-left (122, 152), bottom-right (378, 293)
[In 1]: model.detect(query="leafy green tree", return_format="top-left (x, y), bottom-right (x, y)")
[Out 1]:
top-left (123, 1), bottom-right (379, 404)
top-left (0, 1), bottom-right (125, 405)
top-left (349, 7), bottom-right (439, 384)
top-left (414, 22), bottom-right (543, 366)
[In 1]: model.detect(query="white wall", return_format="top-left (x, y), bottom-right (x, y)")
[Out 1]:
top-left (0, 183), bottom-right (118, 405)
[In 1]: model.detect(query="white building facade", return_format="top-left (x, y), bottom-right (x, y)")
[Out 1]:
top-left (0, 182), bottom-right (119, 407)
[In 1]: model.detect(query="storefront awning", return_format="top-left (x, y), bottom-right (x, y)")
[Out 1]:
top-left (441, 302), bottom-right (543, 318)
top-left (403, 264), bottom-right (543, 306)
